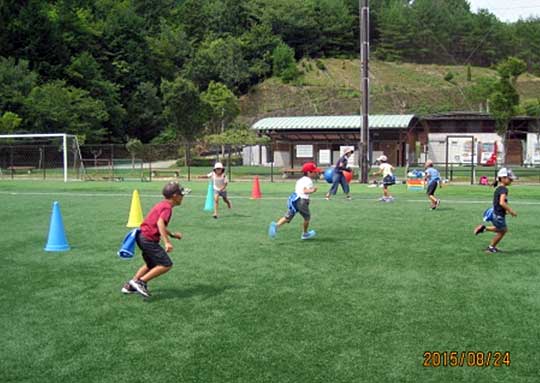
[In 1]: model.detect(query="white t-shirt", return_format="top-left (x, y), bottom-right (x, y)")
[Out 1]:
top-left (207, 172), bottom-right (228, 191)
top-left (295, 176), bottom-right (313, 199)
top-left (379, 163), bottom-right (393, 177)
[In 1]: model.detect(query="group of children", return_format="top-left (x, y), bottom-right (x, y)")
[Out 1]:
top-left (122, 157), bottom-right (518, 298)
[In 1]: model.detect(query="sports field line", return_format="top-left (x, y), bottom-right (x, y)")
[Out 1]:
top-left (1, 191), bottom-right (540, 205)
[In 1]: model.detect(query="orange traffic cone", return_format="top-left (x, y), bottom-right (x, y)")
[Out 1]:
top-left (250, 176), bottom-right (262, 199)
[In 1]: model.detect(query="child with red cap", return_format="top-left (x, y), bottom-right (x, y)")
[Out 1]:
top-left (268, 162), bottom-right (321, 240)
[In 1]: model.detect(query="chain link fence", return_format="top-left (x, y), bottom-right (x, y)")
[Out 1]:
top-left (2, 140), bottom-right (540, 184)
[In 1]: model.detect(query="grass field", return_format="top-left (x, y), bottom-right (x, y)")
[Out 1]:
top-left (1, 180), bottom-right (539, 382)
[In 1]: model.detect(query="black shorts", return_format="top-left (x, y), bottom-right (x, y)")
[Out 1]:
top-left (284, 198), bottom-right (310, 222)
top-left (426, 181), bottom-right (438, 196)
top-left (383, 175), bottom-right (395, 186)
top-left (136, 233), bottom-right (173, 268)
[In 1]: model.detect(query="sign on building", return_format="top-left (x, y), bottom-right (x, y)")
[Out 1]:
top-left (296, 145), bottom-right (313, 158)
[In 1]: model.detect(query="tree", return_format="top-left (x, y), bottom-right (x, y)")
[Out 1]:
top-left (160, 76), bottom-right (207, 142)
top-left (272, 42), bottom-right (296, 77)
top-left (488, 57), bottom-right (527, 163)
top-left (0, 57), bottom-right (38, 113)
top-left (374, 0), bottom-right (413, 61)
top-left (0, 111), bottom-right (22, 134)
top-left (126, 82), bottom-right (163, 142)
top-left (24, 81), bottom-right (108, 142)
top-left (126, 137), bottom-right (144, 169)
top-left (467, 76), bottom-right (498, 111)
top-left (251, 0), bottom-right (320, 57)
top-left (204, 123), bottom-right (270, 164)
top-left (201, 81), bottom-right (239, 157)
top-left (146, 21), bottom-right (192, 81)
top-left (186, 36), bottom-right (250, 92)
top-left (240, 23), bottom-right (281, 82)
top-left (65, 51), bottom-right (126, 139)
top-left (313, 0), bottom-right (354, 56)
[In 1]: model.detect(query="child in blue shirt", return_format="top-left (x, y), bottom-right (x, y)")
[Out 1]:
top-left (424, 160), bottom-right (441, 209)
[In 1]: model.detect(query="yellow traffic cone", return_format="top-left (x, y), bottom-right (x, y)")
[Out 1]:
top-left (126, 190), bottom-right (144, 227)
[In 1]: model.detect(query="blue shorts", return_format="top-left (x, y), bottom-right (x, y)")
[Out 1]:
top-left (492, 213), bottom-right (507, 230)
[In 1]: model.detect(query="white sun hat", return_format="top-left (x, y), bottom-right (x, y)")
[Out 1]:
top-left (377, 155), bottom-right (387, 162)
top-left (213, 162), bottom-right (224, 170)
top-left (497, 168), bottom-right (517, 180)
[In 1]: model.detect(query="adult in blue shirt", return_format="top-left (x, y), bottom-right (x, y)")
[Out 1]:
top-left (325, 149), bottom-right (353, 200)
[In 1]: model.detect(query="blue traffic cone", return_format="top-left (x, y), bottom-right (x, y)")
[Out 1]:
top-left (44, 201), bottom-right (70, 252)
top-left (204, 182), bottom-right (214, 212)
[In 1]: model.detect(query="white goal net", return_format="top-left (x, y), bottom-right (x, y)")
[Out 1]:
top-left (0, 133), bottom-right (85, 182)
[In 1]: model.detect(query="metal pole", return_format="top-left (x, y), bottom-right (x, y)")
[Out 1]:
top-left (63, 134), bottom-right (68, 182)
top-left (471, 137), bottom-right (475, 185)
top-left (359, 0), bottom-right (370, 183)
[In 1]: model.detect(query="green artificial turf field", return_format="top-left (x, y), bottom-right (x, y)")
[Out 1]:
top-left (1, 180), bottom-right (539, 382)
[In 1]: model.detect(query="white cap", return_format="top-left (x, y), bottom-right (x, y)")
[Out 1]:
top-left (377, 155), bottom-right (387, 162)
top-left (497, 168), bottom-right (517, 180)
top-left (213, 162), bottom-right (224, 170)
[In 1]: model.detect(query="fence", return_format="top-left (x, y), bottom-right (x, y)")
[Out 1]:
top-left (406, 162), bottom-right (540, 185)
top-left (2, 141), bottom-right (540, 184)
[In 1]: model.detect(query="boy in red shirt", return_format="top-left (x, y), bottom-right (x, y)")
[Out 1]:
top-left (122, 181), bottom-right (189, 297)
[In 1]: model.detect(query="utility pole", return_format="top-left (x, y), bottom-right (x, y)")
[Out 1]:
top-left (359, 0), bottom-right (370, 183)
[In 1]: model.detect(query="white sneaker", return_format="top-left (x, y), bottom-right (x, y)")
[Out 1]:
top-left (129, 279), bottom-right (150, 297)
top-left (121, 282), bottom-right (137, 294)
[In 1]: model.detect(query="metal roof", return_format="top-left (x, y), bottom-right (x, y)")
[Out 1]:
top-left (252, 115), bottom-right (416, 131)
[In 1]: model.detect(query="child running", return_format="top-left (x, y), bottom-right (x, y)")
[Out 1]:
top-left (207, 162), bottom-right (232, 219)
top-left (474, 168), bottom-right (518, 253)
top-left (424, 160), bottom-right (442, 209)
top-left (268, 162), bottom-right (321, 240)
top-left (372, 155), bottom-right (395, 202)
top-left (121, 181), bottom-right (189, 297)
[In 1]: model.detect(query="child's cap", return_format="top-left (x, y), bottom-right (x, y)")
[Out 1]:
top-left (162, 181), bottom-right (191, 198)
top-left (425, 159), bottom-right (433, 167)
top-left (497, 168), bottom-right (517, 180)
top-left (344, 148), bottom-right (354, 154)
top-left (302, 162), bottom-right (322, 173)
top-left (213, 162), bottom-right (224, 170)
top-left (377, 155), bottom-right (387, 162)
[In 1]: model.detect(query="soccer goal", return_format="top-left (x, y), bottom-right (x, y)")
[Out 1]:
top-left (0, 133), bottom-right (85, 182)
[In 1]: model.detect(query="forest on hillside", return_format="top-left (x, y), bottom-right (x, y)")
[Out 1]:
top-left (1, 0), bottom-right (540, 143)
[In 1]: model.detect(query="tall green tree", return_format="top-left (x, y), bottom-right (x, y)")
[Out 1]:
top-left (24, 81), bottom-right (108, 142)
top-left (375, 0), bottom-right (413, 61)
top-left (488, 57), bottom-right (527, 162)
top-left (160, 76), bottom-right (207, 141)
top-left (186, 36), bottom-right (249, 92)
top-left (240, 24), bottom-right (281, 82)
top-left (146, 22), bottom-right (192, 81)
top-left (65, 51), bottom-right (126, 138)
top-left (201, 81), bottom-right (240, 135)
top-left (0, 57), bottom-right (38, 113)
top-left (126, 82), bottom-right (163, 142)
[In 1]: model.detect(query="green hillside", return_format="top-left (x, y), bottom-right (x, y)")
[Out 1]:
top-left (240, 58), bottom-right (540, 123)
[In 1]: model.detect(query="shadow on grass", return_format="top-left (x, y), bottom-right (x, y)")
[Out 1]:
top-left (151, 284), bottom-right (240, 301)
top-left (220, 212), bottom-right (252, 218)
top-left (498, 248), bottom-right (540, 256)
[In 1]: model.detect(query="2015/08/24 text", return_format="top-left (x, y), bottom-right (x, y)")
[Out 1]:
top-left (423, 351), bottom-right (511, 367)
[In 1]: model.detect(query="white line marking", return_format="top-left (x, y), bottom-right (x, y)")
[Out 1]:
top-left (1, 191), bottom-right (540, 205)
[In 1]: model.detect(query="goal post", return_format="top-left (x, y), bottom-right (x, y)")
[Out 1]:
top-left (0, 133), bottom-right (85, 182)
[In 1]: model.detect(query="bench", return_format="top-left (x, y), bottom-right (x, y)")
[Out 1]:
top-left (8, 166), bottom-right (35, 174)
top-left (151, 169), bottom-right (181, 178)
top-left (282, 168), bottom-right (305, 178)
